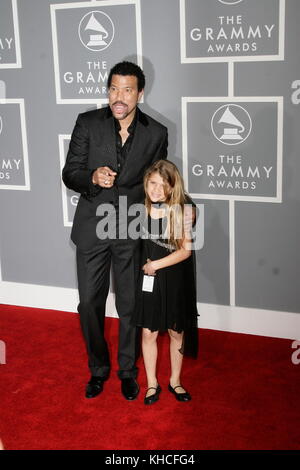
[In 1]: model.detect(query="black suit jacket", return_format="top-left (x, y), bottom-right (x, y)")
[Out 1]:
top-left (62, 106), bottom-right (168, 249)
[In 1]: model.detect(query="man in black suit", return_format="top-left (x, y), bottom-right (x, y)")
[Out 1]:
top-left (62, 61), bottom-right (168, 400)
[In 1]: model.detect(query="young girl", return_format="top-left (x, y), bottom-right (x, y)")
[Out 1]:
top-left (133, 160), bottom-right (198, 405)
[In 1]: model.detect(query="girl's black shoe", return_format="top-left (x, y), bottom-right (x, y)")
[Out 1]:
top-left (144, 384), bottom-right (161, 405)
top-left (168, 384), bottom-right (191, 402)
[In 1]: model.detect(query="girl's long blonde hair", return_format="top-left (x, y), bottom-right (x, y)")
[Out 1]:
top-left (144, 160), bottom-right (187, 250)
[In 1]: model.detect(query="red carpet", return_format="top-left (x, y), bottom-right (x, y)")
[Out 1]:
top-left (0, 303), bottom-right (299, 450)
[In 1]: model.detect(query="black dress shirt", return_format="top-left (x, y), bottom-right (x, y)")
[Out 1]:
top-left (114, 109), bottom-right (138, 173)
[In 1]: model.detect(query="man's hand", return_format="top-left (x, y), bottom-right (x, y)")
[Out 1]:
top-left (92, 166), bottom-right (117, 188)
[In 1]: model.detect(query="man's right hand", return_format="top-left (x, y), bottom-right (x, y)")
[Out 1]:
top-left (92, 166), bottom-right (117, 188)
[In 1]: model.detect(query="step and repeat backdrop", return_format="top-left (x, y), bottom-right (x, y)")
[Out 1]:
top-left (1, 0), bottom-right (300, 338)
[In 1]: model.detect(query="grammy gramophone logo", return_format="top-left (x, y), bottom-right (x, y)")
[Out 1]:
top-left (218, 0), bottom-right (243, 5)
top-left (78, 11), bottom-right (115, 52)
top-left (211, 104), bottom-right (252, 145)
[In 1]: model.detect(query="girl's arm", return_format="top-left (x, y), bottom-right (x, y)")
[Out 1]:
top-left (143, 237), bottom-right (191, 275)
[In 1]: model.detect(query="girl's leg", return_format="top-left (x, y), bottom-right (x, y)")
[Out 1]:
top-left (168, 329), bottom-right (187, 393)
top-left (142, 328), bottom-right (159, 397)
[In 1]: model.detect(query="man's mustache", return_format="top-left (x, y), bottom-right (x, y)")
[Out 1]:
top-left (112, 101), bottom-right (128, 107)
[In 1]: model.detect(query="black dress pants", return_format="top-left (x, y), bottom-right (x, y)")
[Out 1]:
top-left (76, 238), bottom-right (141, 379)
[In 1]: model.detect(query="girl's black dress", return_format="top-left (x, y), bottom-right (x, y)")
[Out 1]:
top-left (133, 213), bottom-right (199, 358)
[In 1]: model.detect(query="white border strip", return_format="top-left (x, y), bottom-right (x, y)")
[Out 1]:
top-left (0, 283), bottom-right (118, 318)
top-left (229, 199), bottom-right (235, 306)
top-left (182, 96), bottom-right (283, 203)
top-left (12, 0), bottom-right (22, 68)
top-left (197, 302), bottom-right (300, 341)
top-left (180, 0), bottom-right (285, 64)
top-left (0, 0), bottom-right (22, 69)
top-left (52, 0), bottom-right (139, 8)
top-left (0, 98), bottom-right (30, 190)
top-left (228, 60), bottom-right (234, 97)
top-left (1, 282), bottom-right (299, 340)
top-left (59, 134), bottom-right (72, 227)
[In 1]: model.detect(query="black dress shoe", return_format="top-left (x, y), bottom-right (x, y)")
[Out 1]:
top-left (85, 376), bottom-right (105, 399)
top-left (168, 384), bottom-right (191, 402)
top-left (121, 378), bottom-right (139, 400)
top-left (144, 385), bottom-right (161, 405)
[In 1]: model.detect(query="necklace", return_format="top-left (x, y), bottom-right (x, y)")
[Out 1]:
top-left (151, 201), bottom-right (166, 209)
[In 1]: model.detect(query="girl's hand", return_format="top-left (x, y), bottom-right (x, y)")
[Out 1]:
top-left (142, 258), bottom-right (157, 276)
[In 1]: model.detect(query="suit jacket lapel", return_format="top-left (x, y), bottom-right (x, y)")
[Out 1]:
top-left (94, 109), bottom-right (118, 171)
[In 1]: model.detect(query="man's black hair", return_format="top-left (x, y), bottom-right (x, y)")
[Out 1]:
top-left (107, 61), bottom-right (145, 91)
